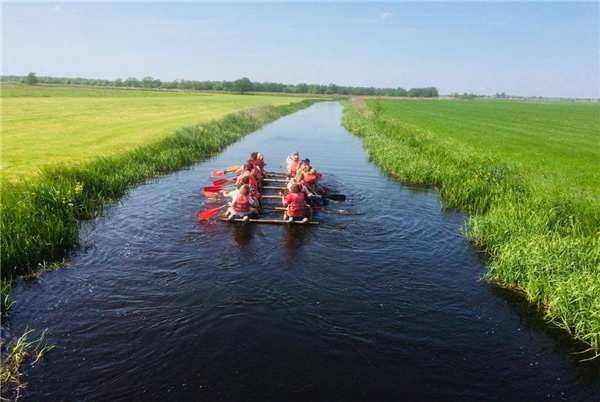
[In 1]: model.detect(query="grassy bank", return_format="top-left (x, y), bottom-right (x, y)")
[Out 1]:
top-left (341, 99), bottom-right (600, 355)
top-left (1, 99), bottom-right (320, 287)
top-left (1, 84), bottom-right (310, 178)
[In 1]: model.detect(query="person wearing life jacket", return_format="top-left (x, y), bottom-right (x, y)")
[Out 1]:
top-left (287, 174), bottom-right (311, 199)
top-left (240, 173), bottom-right (262, 206)
top-left (302, 168), bottom-right (318, 193)
top-left (225, 184), bottom-right (259, 221)
top-left (254, 153), bottom-right (266, 171)
top-left (298, 158), bottom-right (311, 175)
top-left (254, 152), bottom-right (267, 179)
top-left (281, 183), bottom-right (312, 223)
top-left (286, 151), bottom-right (302, 178)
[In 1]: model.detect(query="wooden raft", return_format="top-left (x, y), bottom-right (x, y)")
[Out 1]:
top-left (221, 217), bottom-right (318, 225)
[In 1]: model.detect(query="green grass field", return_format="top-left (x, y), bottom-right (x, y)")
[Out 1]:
top-left (343, 98), bottom-right (600, 354)
top-left (373, 99), bottom-right (600, 197)
top-left (1, 85), bottom-right (308, 178)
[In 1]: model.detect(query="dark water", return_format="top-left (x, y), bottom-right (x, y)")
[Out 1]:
top-left (5, 102), bottom-right (599, 401)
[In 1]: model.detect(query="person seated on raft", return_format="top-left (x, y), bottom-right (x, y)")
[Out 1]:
top-left (287, 174), bottom-right (311, 199)
top-left (281, 183), bottom-right (312, 223)
top-left (225, 184), bottom-right (259, 221)
top-left (286, 151), bottom-right (302, 178)
top-left (298, 158), bottom-right (311, 175)
top-left (253, 152), bottom-right (267, 180)
top-left (235, 166), bottom-right (260, 190)
top-left (302, 168), bottom-right (326, 195)
top-left (225, 176), bottom-right (262, 207)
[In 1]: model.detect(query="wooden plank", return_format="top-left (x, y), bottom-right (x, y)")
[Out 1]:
top-left (221, 217), bottom-right (319, 225)
top-left (262, 186), bottom-right (287, 190)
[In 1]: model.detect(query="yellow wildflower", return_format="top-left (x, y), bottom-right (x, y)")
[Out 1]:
top-left (68, 202), bottom-right (74, 207)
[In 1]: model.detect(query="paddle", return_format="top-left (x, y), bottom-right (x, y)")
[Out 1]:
top-left (212, 178), bottom-right (230, 186)
top-left (203, 185), bottom-right (234, 192)
top-left (211, 165), bottom-right (242, 177)
top-left (198, 204), bottom-right (228, 220)
top-left (312, 193), bottom-right (346, 201)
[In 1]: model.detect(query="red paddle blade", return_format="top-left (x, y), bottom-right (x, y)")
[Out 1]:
top-left (204, 186), bottom-right (223, 192)
top-left (213, 178), bottom-right (229, 186)
top-left (211, 170), bottom-right (225, 177)
top-left (317, 173), bottom-right (323, 180)
top-left (199, 208), bottom-right (220, 220)
top-left (204, 191), bottom-right (218, 198)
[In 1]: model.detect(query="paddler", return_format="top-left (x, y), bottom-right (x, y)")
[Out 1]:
top-left (298, 158), bottom-right (311, 175)
top-left (286, 151), bottom-right (302, 178)
top-left (225, 184), bottom-right (259, 221)
top-left (281, 183), bottom-right (312, 223)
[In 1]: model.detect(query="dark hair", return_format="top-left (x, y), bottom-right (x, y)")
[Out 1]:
top-left (302, 158), bottom-right (310, 164)
top-left (250, 152), bottom-right (258, 160)
top-left (291, 183), bottom-right (301, 193)
top-left (243, 163), bottom-right (253, 171)
top-left (240, 176), bottom-right (250, 184)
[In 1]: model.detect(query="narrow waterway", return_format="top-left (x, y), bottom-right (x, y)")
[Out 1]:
top-left (6, 102), bottom-right (599, 401)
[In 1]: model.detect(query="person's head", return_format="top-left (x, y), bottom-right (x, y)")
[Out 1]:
top-left (236, 181), bottom-right (245, 189)
top-left (240, 175), bottom-right (250, 184)
top-left (308, 168), bottom-right (317, 175)
top-left (291, 183), bottom-right (301, 193)
top-left (243, 163), bottom-right (253, 171)
top-left (302, 158), bottom-right (310, 166)
top-left (242, 170), bottom-right (251, 177)
top-left (257, 153), bottom-right (263, 160)
top-left (239, 184), bottom-right (250, 195)
top-left (292, 151), bottom-right (299, 161)
top-left (295, 171), bottom-right (305, 181)
top-left (250, 152), bottom-right (258, 160)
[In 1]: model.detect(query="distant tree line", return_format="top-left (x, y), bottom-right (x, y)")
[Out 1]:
top-left (1, 73), bottom-right (439, 98)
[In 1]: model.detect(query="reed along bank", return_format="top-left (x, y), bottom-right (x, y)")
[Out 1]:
top-left (1, 99), bottom-right (320, 291)
top-left (341, 99), bottom-right (600, 355)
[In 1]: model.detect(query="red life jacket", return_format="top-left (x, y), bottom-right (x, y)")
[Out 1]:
top-left (249, 176), bottom-right (257, 189)
top-left (233, 194), bottom-right (250, 213)
top-left (302, 174), bottom-right (316, 190)
top-left (286, 192), bottom-right (306, 217)
top-left (289, 160), bottom-right (302, 177)
top-left (253, 159), bottom-right (265, 170)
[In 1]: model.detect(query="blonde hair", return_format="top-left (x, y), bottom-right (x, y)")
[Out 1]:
top-left (308, 168), bottom-right (316, 175)
top-left (239, 184), bottom-right (250, 195)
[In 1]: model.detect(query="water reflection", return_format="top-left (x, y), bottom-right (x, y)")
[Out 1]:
top-left (230, 223), bottom-right (256, 247)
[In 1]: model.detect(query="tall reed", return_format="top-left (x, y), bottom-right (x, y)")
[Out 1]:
top-left (1, 100), bottom-right (320, 287)
top-left (341, 99), bottom-right (600, 355)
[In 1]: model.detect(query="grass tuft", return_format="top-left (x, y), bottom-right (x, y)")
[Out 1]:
top-left (0, 328), bottom-right (58, 400)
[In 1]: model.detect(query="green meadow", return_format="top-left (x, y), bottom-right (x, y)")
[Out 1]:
top-left (343, 98), bottom-right (600, 354)
top-left (373, 99), bottom-right (600, 196)
top-left (1, 85), bottom-right (308, 178)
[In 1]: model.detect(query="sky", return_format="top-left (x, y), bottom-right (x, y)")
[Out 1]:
top-left (2, 2), bottom-right (599, 98)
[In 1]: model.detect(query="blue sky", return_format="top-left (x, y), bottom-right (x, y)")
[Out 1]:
top-left (2, 2), bottom-right (599, 97)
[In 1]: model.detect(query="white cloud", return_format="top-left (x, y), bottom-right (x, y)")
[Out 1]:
top-left (53, 5), bottom-right (60, 12)
top-left (380, 12), bottom-right (392, 20)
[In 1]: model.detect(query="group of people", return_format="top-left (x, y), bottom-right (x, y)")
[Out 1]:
top-left (223, 151), bottom-right (323, 223)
